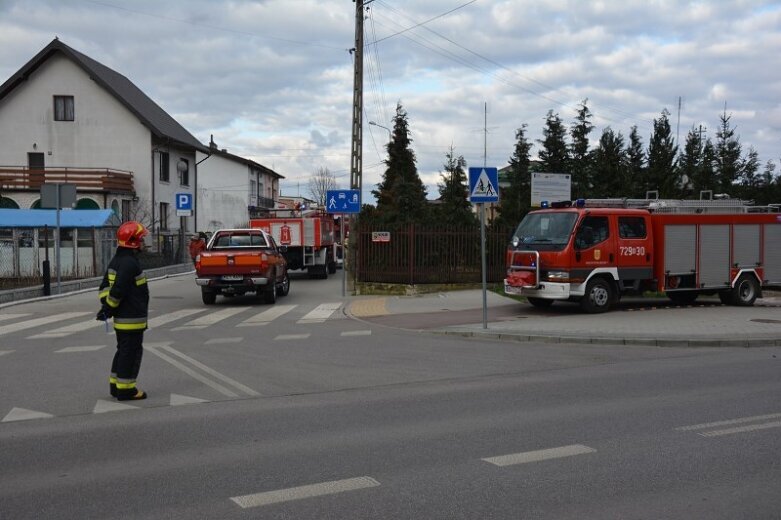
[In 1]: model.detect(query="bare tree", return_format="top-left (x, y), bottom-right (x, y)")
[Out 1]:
top-left (308, 167), bottom-right (338, 206)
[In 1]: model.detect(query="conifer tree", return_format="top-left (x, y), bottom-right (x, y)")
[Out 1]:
top-left (496, 124), bottom-right (532, 228)
top-left (626, 125), bottom-right (646, 198)
top-left (646, 109), bottom-right (679, 198)
top-left (715, 110), bottom-right (743, 196)
top-left (370, 102), bottom-right (427, 224)
top-left (435, 146), bottom-right (476, 227)
top-left (569, 100), bottom-right (594, 198)
top-left (591, 127), bottom-right (626, 198)
top-left (537, 111), bottom-right (569, 175)
top-left (678, 127), bottom-right (704, 198)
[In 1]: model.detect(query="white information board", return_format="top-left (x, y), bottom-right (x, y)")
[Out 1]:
top-left (531, 172), bottom-right (571, 206)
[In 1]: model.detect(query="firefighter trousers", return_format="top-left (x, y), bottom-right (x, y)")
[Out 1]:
top-left (110, 331), bottom-right (144, 398)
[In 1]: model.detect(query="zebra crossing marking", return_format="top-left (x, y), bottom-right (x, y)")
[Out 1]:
top-left (0, 350), bottom-right (14, 357)
top-left (205, 338), bottom-right (243, 345)
top-left (237, 304), bottom-right (297, 327)
top-left (30, 319), bottom-right (103, 339)
top-left (0, 313), bottom-right (30, 323)
top-left (341, 330), bottom-right (372, 337)
top-left (275, 333), bottom-right (311, 340)
top-left (172, 307), bottom-right (250, 330)
top-left (55, 345), bottom-right (106, 353)
top-left (297, 302), bottom-right (342, 324)
top-left (0, 312), bottom-right (91, 336)
top-left (148, 308), bottom-right (206, 328)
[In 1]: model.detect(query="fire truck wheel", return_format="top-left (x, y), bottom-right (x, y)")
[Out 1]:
top-left (276, 273), bottom-right (290, 297)
top-left (580, 277), bottom-right (613, 313)
top-left (527, 297), bottom-right (554, 308)
top-left (327, 261), bottom-right (337, 275)
top-left (201, 288), bottom-right (217, 305)
top-left (730, 275), bottom-right (759, 306)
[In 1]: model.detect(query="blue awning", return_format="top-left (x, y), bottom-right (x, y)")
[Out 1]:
top-left (0, 209), bottom-right (121, 228)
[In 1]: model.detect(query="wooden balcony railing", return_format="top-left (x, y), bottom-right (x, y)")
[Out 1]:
top-left (0, 167), bottom-right (135, 194)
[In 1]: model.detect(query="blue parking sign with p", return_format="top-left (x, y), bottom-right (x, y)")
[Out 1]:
top-left (176, 193), bottom-right (192, 210)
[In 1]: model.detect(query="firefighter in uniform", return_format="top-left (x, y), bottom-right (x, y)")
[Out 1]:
top-left (96, 221), bottom-right (150, 400)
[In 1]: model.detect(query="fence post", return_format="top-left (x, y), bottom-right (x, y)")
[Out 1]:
top-left (408, 223), bottom-right (414, 286)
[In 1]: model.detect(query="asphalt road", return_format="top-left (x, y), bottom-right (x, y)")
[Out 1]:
top-left (1, 272), bottom-right (780, 519)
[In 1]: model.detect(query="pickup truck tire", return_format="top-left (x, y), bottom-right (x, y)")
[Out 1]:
top-left (201, 288), bottom-right (217, 305)
top-left (262, 284), bottom-right (277, 304)
top-left (580, 277), bottom-right (613, 314)
top-left (276, 273), bottom-right (290, 297)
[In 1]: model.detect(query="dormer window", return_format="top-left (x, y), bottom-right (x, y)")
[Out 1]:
top-left (53, 95), bottom-right (74, 121)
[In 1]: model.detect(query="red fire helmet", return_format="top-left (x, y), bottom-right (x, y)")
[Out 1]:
top-left (117, 221), bottom-right (149, 249)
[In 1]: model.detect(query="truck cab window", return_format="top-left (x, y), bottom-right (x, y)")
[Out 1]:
top-left (576, 216), bottom-right (609, 249)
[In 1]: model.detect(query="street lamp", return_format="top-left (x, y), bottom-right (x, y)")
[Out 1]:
top-left (368, 121), bottom-right (391, 142)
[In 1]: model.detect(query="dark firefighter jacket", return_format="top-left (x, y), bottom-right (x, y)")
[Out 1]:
top-left (98, 247), bottom-right (149, 331)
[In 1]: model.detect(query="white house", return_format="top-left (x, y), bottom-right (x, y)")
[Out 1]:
top-left (195, 137), bottom-right (283, 231)
top-left (0, 38), bottom-right (209, 241)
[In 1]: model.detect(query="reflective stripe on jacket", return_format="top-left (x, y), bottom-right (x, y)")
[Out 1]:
top-left (98, 247), bottom-right (149, 331)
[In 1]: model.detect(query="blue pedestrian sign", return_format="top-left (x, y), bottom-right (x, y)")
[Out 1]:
top-left (326, 189), bottom-right (361, 214)
top-left (468, 167), bottom-right (499, 203)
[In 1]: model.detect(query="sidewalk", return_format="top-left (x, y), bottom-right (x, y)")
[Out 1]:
top-left (346, 289), bottom-right (781, 348)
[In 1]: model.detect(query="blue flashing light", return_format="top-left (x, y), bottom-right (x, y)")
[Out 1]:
top-left (540, 200), bottom-right (549, 208)
top-left (575, 198), bottom-right (586, 208)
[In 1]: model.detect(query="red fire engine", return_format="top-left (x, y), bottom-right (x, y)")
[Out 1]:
top-left (504, 198), bottom-right (781, 313)
top-left (250, 208), bottom-right (337, 279)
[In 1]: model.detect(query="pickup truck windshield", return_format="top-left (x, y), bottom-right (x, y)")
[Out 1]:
top-left (211, 233), bottom-right (268, 249)
top-left (512, 212), bottom-right (578, 250)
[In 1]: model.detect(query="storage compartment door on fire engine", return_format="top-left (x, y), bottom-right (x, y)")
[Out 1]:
top-left (614, 215), bottom-right (653, 282)
top-left (698, 225), bottom-right (730, 288)
top-left (572, 215), bottom-right (614, 281)
top-left (765, 223), bottom-right (781, 284)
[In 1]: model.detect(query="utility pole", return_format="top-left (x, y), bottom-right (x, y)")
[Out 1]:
top-left (349, 0), bottom-right (367, 194)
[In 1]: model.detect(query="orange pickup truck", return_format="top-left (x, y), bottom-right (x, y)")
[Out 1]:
top-left (194, 228), bottom-right (290, 305)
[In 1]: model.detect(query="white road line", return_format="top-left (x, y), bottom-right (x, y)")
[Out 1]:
top-left (341, 330), bottom-right (372, 337)
top-left (146, 344), bottom-right (239, 397)
top-left (55, 345), bottom-right (106, 353)
top-left (93, 400), bottom-right (138, 413)
top-left (297, 302), bottom-right (342, 324)
top-left (676, 412), bottom-right (781, 431)
top-left (157, 344), bottom-right (260, 397)
top-left (30, 320), bottom-right (103, 339)
top-left (173, 307), bottom-right (249, 330)
top-left (275, 333), bottom-right (311, 340)
top-left (2, 407), bottom-right (54, 422)
top-left (0, 350), bottom-right (14, 356)
top-left (230, 476), bottom-right (380, 509)
top-left (699, 420), bottom-right (781, 437)
top-left (482, 444), bottom-right (597, 467)
top-left (0, 312), bottom-right (91, 336)
top-left (237, 304), bottom-right (297, 327)
top-left (0, 313), bottom-right (30, 323)
top-left (170, 394), bottom-right (209, 406)
top-left (148, 308), bottom-right (206, 328)
top-left (205, 338), bottom-right (244, 345)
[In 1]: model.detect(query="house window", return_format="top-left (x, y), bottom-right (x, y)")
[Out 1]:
top-left (53, 95), bottom-right (74, 121)
top-left (160, 152), bottom-right (170, 182)
top-left (159, 202), bottom-right (169, 230)
top-left (121, 200), bottom-right (131, 222)
top-left (178, 159), bottom-right (189, 186)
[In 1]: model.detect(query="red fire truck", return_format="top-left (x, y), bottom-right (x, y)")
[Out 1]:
top-left (250, 209), bottom-right (337, 279)
top-left (504, 198), bottom-right (781, 313)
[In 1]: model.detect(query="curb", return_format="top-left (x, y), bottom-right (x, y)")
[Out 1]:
top-left (429, 329), bottom-right (781, 348)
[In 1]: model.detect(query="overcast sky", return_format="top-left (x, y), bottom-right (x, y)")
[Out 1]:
top-left (2, 0), bottom-right (780, 204)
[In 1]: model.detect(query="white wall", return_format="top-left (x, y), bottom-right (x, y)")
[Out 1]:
top-left (196, 152), bottom-right (250, 231)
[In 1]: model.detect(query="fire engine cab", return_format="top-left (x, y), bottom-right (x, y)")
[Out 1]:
top-left (504, 198), bottom-right (781, 313)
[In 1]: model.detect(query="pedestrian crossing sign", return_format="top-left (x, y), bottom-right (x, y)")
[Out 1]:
top-left (468, 167), bottom-right (499, 203)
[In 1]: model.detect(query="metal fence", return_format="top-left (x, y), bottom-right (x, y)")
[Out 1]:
top-left (0, 227), bottom-right (187, 290)
top-left (353, 224), bottom-right (512, 285)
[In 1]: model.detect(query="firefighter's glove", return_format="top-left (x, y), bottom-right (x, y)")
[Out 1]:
top-left (96, 304), bottom-right (114, 321)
